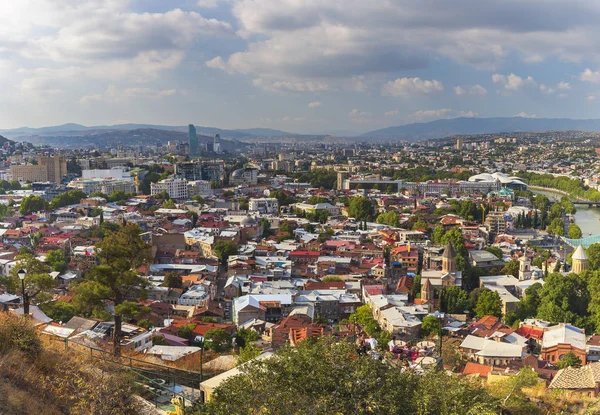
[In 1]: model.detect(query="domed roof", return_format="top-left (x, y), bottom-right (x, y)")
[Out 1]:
top-left (240, 215), bottom-right (257, 226)
top-left (572, 245), bottom-right (588, 261)
top-left (231, 168), bottom-right (244, 178)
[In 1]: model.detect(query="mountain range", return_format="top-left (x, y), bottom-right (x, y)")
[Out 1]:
top-left (4, 116), bottom-right (600, 148)
top-left (360, 116), bottom-right (600, 141)
top-left (0, 123), bottom-right (296, 140)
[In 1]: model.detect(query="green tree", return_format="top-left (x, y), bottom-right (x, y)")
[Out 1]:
top-left (587, 244), bottom-right (600, 271)
top-left (501, 260), bottom-right (520, 278)
top-left (557, 351), bottom-right (582, 369)
top-left (412, 275), bottom-right (422, 298)
top-left (201, 336), bottom-right (498, 415)
top-left (205, 328), bottom-right (233, 352)
top-left (439, 286), bottom-right (470, 314)
top-left (347, 196), bottom-right (375, 221)
top-left (432, 225), bottom-right (445, 244)
top-left (376, 211), bottom-right (400, 227)
top-left (421, 314), bottom-right (442, 336)
top-left (235, 327), bottom-right (259, 348)
top-left (568, 223), bottom-right (582, 239)
top-left (536, 272), bottom-right (590, 330)
top-left (412, 219), bottom-right (428, 231)
top-left (40, 301), bottom-right (76, 323)
top-left (177, 323), bottom-right (196, 340)
top-left (236, 343), bottom-right (262, 365)
top-left (485, 246), bottom-right (503, 260)
top-left (322, 276), bottom-right (342, 282)
top-left (4, 254), bottom-right (56, 305)
top-left (164, 272), bottom-right (183, 289)
top-left (19, 195), bottom-right (48, 215)
top-left (213, 240), bottom-right (238, 264)
top-left (46, 249), bottom-right (68, 273)
top-left (73, 224), bottom-right (151, 354)
top-left (546, 218), bottom-right (565, 236)
top-left (475, 289), bottom-right (503, 318)
top-left (162, 199), bottom-right (176, 208)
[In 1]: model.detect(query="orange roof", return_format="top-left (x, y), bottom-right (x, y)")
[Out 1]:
top-left (462, 362), bottom-right (492, 377)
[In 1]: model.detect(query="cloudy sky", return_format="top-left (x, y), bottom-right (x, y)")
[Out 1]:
top-left (2, 0), bottom-right (600, 134)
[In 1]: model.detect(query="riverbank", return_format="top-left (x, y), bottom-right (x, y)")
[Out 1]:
top-left (531, 188), bottom-right (600, 236)
top-left (528, 185), bottom-right (571, 198)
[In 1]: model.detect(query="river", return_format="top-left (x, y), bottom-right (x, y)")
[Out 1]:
top-left (531, 188), bottom-right (600, 236)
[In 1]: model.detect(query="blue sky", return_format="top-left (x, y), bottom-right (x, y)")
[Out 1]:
top-left (2, 0), bottom-right (600, 134)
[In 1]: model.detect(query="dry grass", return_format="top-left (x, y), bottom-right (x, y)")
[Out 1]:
top-left (0, 315), bottom-right (142, 415)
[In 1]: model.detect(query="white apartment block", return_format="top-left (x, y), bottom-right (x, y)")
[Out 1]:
top-left (151, 178), bottom-right (189, 199)
top-left (249, 198), bottom-right (279, 214)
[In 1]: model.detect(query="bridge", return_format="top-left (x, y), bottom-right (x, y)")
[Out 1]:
top-left (562, 234), bottom-right (600, 248)
top-left (570, 200), bottom-right (600, 207)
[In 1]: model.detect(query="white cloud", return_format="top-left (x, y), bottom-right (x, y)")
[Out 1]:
top-left (308, 101), bottom-right (322, 108)
top-left (197, 0), bottom-right (228, 8)
top-left (0, 1), bottom-right (233, 98)
top-left (252, 78), bottom-right (329, 92)
top-left (348, 109), bottom-right (372, 123)
top-left (381, 77), bottom-right (443, 97)
top-left (282, 115), bottom-right (306, 122)
top-left (454, 84), bottom-right (486, 96)
top-left (202, 0), bottom-right (600, 92)
top-left (587, 95), bottom-right (597, 101)
top-left (493, 73), bottom-right (536, 91)
top-left (80, 85), bottom-right (178, 104)
top-left (406, 108), bottom-right (478, 122)
top-left (408, 108), bottom-right (453, 121)
top-left (540, 81), bottom-right (571, 95)
top-left (514, 112), bottom-right (536, 118)
top-left (384, 110), bottom-right (399, 117)
top-left (539, 84), bottom-right (555, 94)
top-left (581, 69), bottom-right (600, 83)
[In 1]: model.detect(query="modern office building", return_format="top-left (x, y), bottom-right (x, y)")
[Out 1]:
top-left (189, 124), bottom-right (200, 158)
top-left (175, 161), bottom-right (225, 185)
top-left (213, 134), bottom-right (221, 154)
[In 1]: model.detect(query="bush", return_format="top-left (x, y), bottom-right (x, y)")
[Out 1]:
top-left (0, 314), bottom-right (41, 357)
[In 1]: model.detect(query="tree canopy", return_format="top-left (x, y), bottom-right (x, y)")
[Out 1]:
top-left (199, 336), bottom-right (499, 415)
top-left (347, 196), bottom-right (376, 221)
top-left (474, 289), bottom-right (503, 318)
top-left (73, 224), bottom-right (151, 353)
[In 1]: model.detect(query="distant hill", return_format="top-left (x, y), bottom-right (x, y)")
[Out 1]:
top-left (361, 117), bottom-right (600, 141)
top-left (0, 123), bottom-right (297, 141)
top-left (10, 128), bottom-right (251, 150)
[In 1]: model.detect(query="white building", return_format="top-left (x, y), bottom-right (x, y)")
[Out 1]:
top-left (249, 198), bottom-right (279, 214)
top-left (151, 178), bottom-right (189, 199)
top-left (187, 180), bottom-right (213, 197)
top-left (82, 168), bottom-right (132, 181)
top-left (230, 167), bottom-right (258, 186)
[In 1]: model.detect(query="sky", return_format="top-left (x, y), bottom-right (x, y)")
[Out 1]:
top-left (3, 0), bottom-right (600, 134)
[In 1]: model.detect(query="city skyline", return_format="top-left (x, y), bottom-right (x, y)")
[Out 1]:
top-left (3, 1), bottom-right (600, 134)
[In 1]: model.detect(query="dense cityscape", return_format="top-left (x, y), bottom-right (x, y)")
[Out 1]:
top-left (8, 1), bottom-right (600, 414)
top-left (1, 124), bottom-right (600, 413)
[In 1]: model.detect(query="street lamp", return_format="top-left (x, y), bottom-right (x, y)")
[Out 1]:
top-left (17, 268), bottom-right (29, 316)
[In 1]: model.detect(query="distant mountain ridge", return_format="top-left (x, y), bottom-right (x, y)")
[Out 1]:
top-left (0, 123), bottom-right (298, 140)
top-left (361, 117), bottom-right (600, 141)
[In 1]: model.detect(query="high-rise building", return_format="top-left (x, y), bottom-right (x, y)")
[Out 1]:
top-left (189, 124), bottom-right (200, 158)
top-left (456, 137), bottom-right (464, 150)
top-left (38, 154), bottom-right (67, 184)
top-left (213, 134), bottom-right (221, 154)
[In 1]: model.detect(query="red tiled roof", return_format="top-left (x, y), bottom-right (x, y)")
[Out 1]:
top-left (462, 362), bottom-right (492, 377)
top-left (516, 325), bottom-right (545, 340)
